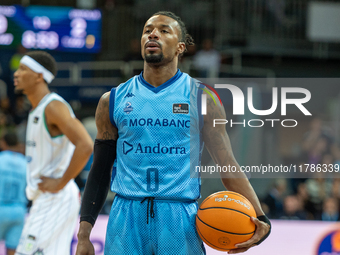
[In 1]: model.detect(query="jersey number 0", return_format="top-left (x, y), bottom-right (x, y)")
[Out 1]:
top-left (146, 168), bottom-right (159, 192)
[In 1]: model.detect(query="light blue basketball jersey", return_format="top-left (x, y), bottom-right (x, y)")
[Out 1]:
top-left (109, 70), bottom-right (204, 200)
top-left (0, 150), bottom-right (27, 206)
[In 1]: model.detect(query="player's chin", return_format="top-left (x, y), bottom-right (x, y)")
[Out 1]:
top-left (14, 87), bottom-right (24, 94)
top-left (145, 53), bottom-right (164, 64)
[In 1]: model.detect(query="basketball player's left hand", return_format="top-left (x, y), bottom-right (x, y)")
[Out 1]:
top-left (227, 216), bottom-right (270, 254)
top-left (38, 176), bottom-right (64, 193)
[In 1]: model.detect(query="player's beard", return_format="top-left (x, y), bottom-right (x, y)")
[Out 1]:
top-left (14, 87), bottom-right (24, 94)
top-left (144, 52), bottom-right (164, 64)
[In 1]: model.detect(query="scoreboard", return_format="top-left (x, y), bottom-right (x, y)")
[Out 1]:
top-left (0, 5), bottom-right (101, 53)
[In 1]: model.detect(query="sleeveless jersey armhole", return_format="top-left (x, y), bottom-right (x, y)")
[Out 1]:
top-left (109, 88), bottom-right (117, 128)
top-left (44, 99), bottom-right (64, 139)
top-left (198, 83), bottom-right (205, 132)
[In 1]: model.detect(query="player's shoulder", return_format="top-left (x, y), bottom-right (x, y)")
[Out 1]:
top-left (45, 95), bottom-right (68, 110)
top-left (110, 75), bottom-right (139, 101)
top-left (0, 151), bottom-right (25, 165)
top-left (47, 92), bottom-right (66, 102)
top-left (45, 95), bottom-right (73, 120)
top-left (98, 91), bottom-right (111, 105)
top-left (194, 80), bottom-right (218, 95)
top-left (0, 150), bottom-right (12, 158)
top-left (179, 71), bottom-right (204, 88)
top-left (115, 75), bottom-right (139, 91)
top-left (44, 93), bottom-right (69, 110)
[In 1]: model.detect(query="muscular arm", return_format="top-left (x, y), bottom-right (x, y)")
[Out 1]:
top-left (76, 92), bottom-right (117, 255)
top-left (38, 100), bottom-right (93, 192)
top-left (202, 91), bottom-right (270, 252)
top-left (202, 93), bottom-right (263, 215)
top-left (94, 92), bottom-right (118, 140)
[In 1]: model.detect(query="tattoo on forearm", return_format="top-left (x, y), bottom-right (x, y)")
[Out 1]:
top-left (103, 131), bottom-right (116, 140)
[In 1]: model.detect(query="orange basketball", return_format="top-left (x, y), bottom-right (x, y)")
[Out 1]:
top-left (196, 191), bottom-right (256, 251)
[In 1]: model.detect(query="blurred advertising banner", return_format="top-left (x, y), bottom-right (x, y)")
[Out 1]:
top-left (206, 220), bottom-right (340, 255)
top-left (2, 216), bottom-right (338, 255)
top-left (73, 218), bottom-right (339, 255)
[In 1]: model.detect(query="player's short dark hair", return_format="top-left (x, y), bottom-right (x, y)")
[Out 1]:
top-left (3, 132), bottom-right (18, 147)
top-left (26, 51), bottom-right (57, 82)
top-left (152, 11), bottom-right (194, 53)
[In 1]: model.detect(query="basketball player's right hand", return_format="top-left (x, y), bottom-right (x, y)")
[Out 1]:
top-left (76, 221), bottom-right (95, 255)
top-left (75, 238), bottom-right (95, 255)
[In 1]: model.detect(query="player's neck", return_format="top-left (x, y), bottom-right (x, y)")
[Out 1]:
top-left (143, 62), bottom-right (178, 87)
top-left (4, 146), bottom-right (19, 153)
top-left (27, 85), bottom-right (51, 109)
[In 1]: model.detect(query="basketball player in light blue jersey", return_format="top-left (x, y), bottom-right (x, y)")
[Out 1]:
top-left (0, 132), bottom-right (27, 255)
top-left (76, 11), bottom-right (271, 255)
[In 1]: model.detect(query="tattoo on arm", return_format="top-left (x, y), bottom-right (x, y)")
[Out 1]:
top-left (95, 92), bottom-right (118, 140)
top-left (102, 131), bottom-right (114, 140)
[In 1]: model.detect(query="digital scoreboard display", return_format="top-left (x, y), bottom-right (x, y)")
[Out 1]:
top-left (0, 5), bottom-right (101, 53)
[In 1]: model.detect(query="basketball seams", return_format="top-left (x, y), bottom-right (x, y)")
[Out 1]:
top-left (196, 191), bottom-right (256, 251)
top-left (196, 220), bottom-right (229, 251)
top-left (196, 215), bottom-right (255, 235)
top-left (198, 207), bottom-right (253, 218)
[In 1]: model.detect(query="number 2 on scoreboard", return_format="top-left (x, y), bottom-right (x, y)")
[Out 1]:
top-left (146, 168), bottom-right (159, 192)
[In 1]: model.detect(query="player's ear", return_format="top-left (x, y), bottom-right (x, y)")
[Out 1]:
top-left (36, 73), bottom-right (45, 84)
top-left (177, 42), bottom-right (186, 56)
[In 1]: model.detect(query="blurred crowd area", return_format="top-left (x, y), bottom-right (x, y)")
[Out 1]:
top-left (1, 0), bottom-right (340, 222)
top-left (261, 116), bottom-right (340, 221)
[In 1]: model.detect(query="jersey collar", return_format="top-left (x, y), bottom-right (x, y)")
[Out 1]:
top-left (138, 69), bottom-right (182, 93)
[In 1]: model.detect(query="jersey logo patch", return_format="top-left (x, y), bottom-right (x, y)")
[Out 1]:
top-left (124, 92), bottom-right (135, 98)
top-left (26, 140), bottom-right (36, 147)
top-left (24, 235), bottom-right (36, 252)
top-left (33, 117), bottom-right (39, 123)
top-left (173, 103), bottom-right (189, 114)
top-left (123, 102), bottom-right (133, 114)
top-left (123, 141), bottom-right (133, 154)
